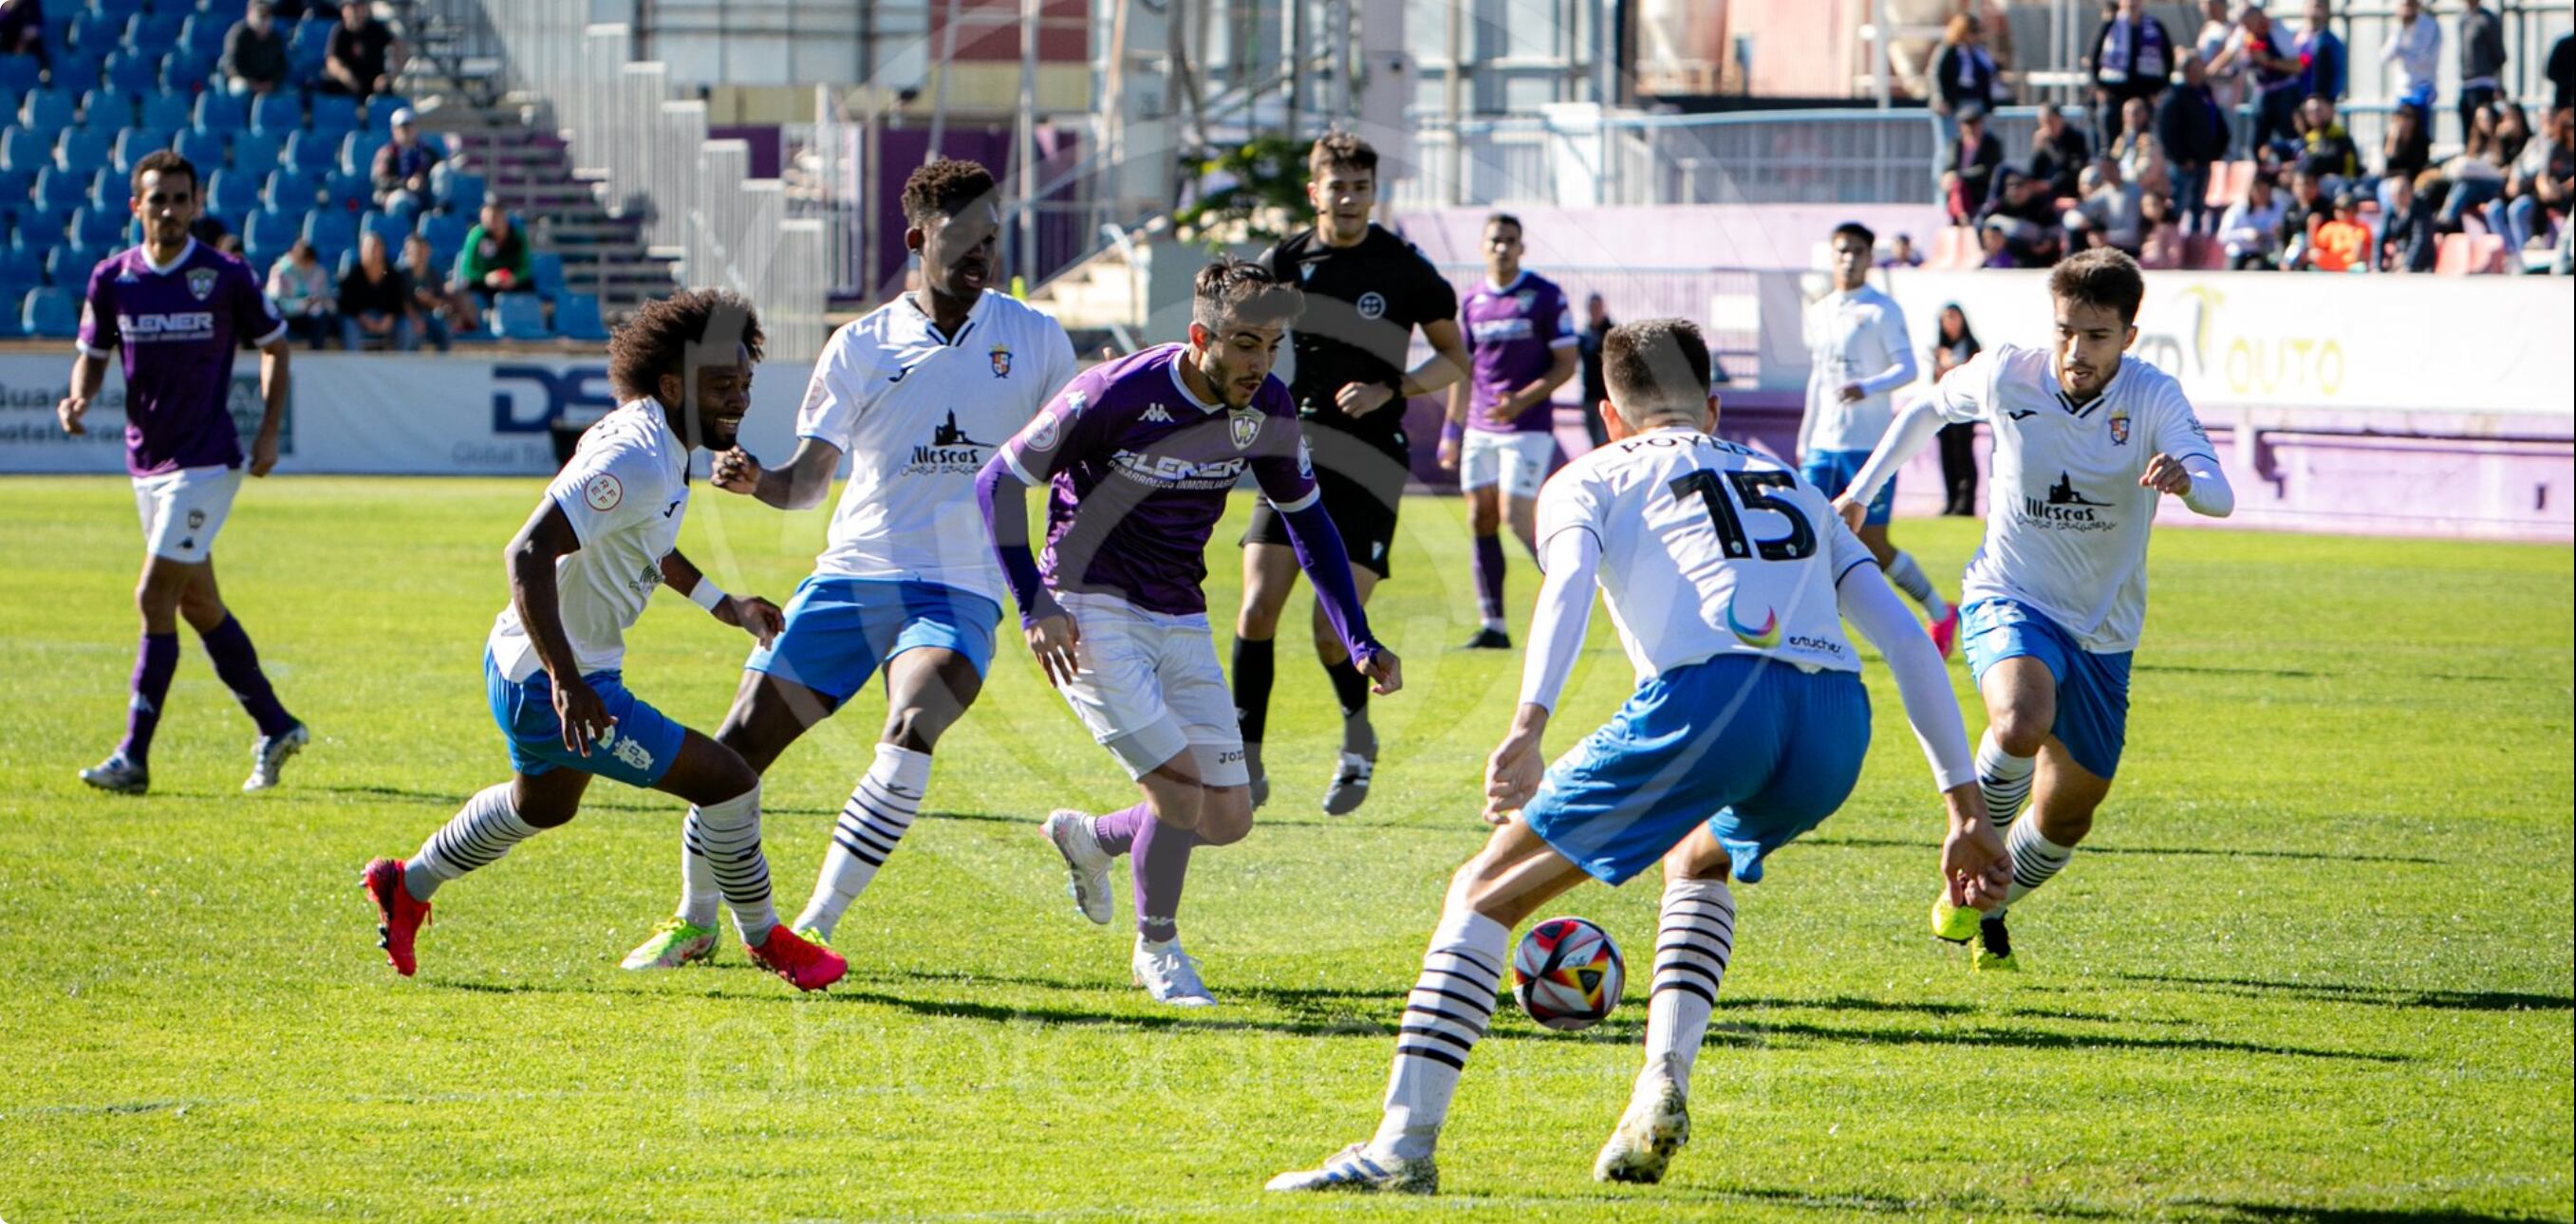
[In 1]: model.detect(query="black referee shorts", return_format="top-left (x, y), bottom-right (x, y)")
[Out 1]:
top-left (1241, 435), bottom-right (1409, 579)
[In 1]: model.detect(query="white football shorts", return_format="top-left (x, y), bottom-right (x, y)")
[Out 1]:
top-left (1460, 429), bottom-right (1554, 499)
top-left (1054, 591), bottom-right (1249, 787)
top-left (132, 464), bottom-right (243, 565)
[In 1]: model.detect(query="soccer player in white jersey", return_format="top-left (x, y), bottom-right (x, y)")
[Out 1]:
top-left (1834, 249), bottom-right (2234, 972)
top-left (1801, 221), bottom-right (1960, 654)
top-left (360, 290), bottom-right (847, 993)
top-left (616, 159), bottom-right (1077, 971)
top-left (1270, 320), bottom-right (2007, 1196)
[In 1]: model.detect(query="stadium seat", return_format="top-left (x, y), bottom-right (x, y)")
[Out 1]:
top-left (419, 209), bottom-right (470, 265)
top-left (85, 168), bottom-right (124, 213)
top-left (0, 244), bottom-right (47, 286)
top-left (94, 0), bottom-right (149, 24)
top-left (340, 130), bottom-right (387, 176)
top-left (174, 126), bottom-right (228, 171)
top-left (21, 86), bottom-right (78, 135)
top-left (126, 12), bottom-right (187, 53)
top-left (303, 208), bottom-right (356, 266)
top-left (193, 90), bottom-right (247, 133)
top-left (289, 17), bottom-right (335, 58)
top-left (68, 10), bottom-right (121, 56)
top-left (1930, 226), bottom-right (1972, 269)
top-left (179, 13), bottom-right (233, 60)
top-left (112, 127), bottom-right (174, 177)
top-left (359, 209), bottom-right (412, 250)
top-left (2434, 233), bottom-right (2507, 276)
top-left (0, 127), bottom-right (49, 174)
top-left (46, 242), bottom-right (109, 287)
top-left (364, 94), bottom-right (412, 134)
top-left (282, 130), bottom-right (336, 176)
top-left (251, 90), bottom-right (302, 136)
top-left (308, 92), bottom-right (358, 139)
top-left (529, 250), bottom-right (566, 302)
top-left (140, 89), bottom-right (193, 134)
top-left (243, 208), bottom-right (303, 268)
top-left (229, 129), bottom-right (281, 176)
top-left (162, 50), bottom-right (214, 95)
top-left (55, 126), bottom-right (114, 177)
top-left (22, 287), bottom-right (81, 337)
top-left (381, 195), bottom-right (420, 230)
top-left (439, 171), bottom-right (484, 215)
top-left (323, 169), bottom-right (370, 212)
top-left (206, 167), bottom-right (258, 218)
top-left (49, 52), bottom-right (104, 93)
top-left (0, 54), bottom-right (41, 95)
top-left (553, 292), bottom-right (609, 343)
top-left (0, 85), bottom-right (17, 126)
top-left (198, 0), bottom-right (254, 19)
top-left (263, 167), bottom-right (322, 212)
top-left (70, 205), bottom-right (126, 247)
top-left (490, 291), bottom-right (551, 340)
top-left (103, 50), bottom-right (159, 97)
top-left (32, 166), bottom-right (89, 213)
top-left (79, 85), bottom-right (138, 131)
top-left (0, 165), bottom-right (32, 223)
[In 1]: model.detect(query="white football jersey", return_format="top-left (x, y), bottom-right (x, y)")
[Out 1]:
top-left (1537, 426), bottom-right (1878, 682)
top-left (798, 291), bottom-right (1077, 607)
top-left (1800, 284), bottom-right (1917, 454)
top-left (1931, 345), bottom-right (2218, 653)
top-left (489, 400), bottom-right (689, 680)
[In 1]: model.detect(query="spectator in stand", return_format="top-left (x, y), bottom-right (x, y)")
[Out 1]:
top-left (2552, 32), bottom-right (2574, 115)
top-left (222, 2), bottom-right (288, 96)
top-left (402, 232), bottom-right (465, 349)
top-left (2220, 170), bottom-right (2287, 268)
top-left (1981, 168), bottom-right (2065, 266)
top-left (2381, 169), bottom-right (2441, 271)
top-left (2114, 96), bottom-right (2174, 199)
top-left (2275, 166), bottom-right (2330, 268)
top-left (1, 0), bottom-right (45, 66)
top-left (1883, 232), bottom-right (1925, 268)
top-left (2090, 0), bottom-right (2175, 144)
top-left (2494, 102), bottom-right (2533, 171)
top-left (2194, 0), bottom-right (2246, 125)
top-left (1942, 104), bottom-right (2005, 225)
top-left (1978, 220), bottom-right (2020, 268)
top-left (2297, 0), bottom-right (2345, 103)
top-left (265, 240), bottom-right (337, 349)
top-left (2067, 159), bottom-right (2146, 254)
top-left (2160, 52), bottom-right (2230, 234)
top-left (2299, 96), bottom-right (2361, 182)
top-left (2138, 191), bottom-right (2189, 269)
top-left (321, 0), bottom-right (401, 101)
top-left (2441, 109), bottom-right (2509, 229)
top-left (1927, 303), bottom-right (1982, 515)
top-left (2495, 107), bottom-right (2573, 262)
top-left (2308, 191), bottom-right (2372, 271)
top-left (2028, 103), bottom-right (2093, 199)
top-left (2380, 103), bottom-right (2433, 188)
top-left (1575, 292), bottom-right (1613, 449)
top-left (454, 201), bottom-right (532, 303)
top-left (2234, 5), bottom-right (2307, 158)
top-left (1932, 13), bottom-right (2003, 153)
top-left (370, 107), bottom-right (441, 212)
top-left (2380, 0), bottom-right (2439, 136)
top-left (336, 232), bottom-right (417, 351)
top-left (2456, 0), bottom-right (2507, 141)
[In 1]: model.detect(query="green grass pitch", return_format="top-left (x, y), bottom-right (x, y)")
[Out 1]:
top-left (2, 475), bottom-right (2568, 1221)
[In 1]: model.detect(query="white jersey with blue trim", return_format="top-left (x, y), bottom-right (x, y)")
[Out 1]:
top-left (1800, 284), bottom-right (1917, 454)
top-left (1928, 345), bottom-right (2219, 653)
top-left (797, 290), bottom-right (1078, 607)
top-left (1535, 426), bottom-right (1878, 682)
top-left (488, 399), bottom-right (690, 681)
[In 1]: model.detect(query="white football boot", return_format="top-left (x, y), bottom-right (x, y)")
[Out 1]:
top-left (1265, 1142), bottom-right (1437, 1195)
top-left (1041, 808), bottom-right (1114, 924)
top-left (243, 721), bottom-right (310, 792)
top-left (1594, 1056), bottom-right (1690, 1184)
top-left (1131, 935), bottom-right (1215, 1007)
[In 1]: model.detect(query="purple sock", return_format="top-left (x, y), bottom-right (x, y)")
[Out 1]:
top-left (1472, 533), bottom-right (1507, 623)
top-left (120, 632), bottom-right (181, 764)
top-left (1090, 803), bottom-right (1153, 857)
top-left (1131, 814), bottom-right (1197, 942)
top-left (199, 615), bottom-right (296, 737)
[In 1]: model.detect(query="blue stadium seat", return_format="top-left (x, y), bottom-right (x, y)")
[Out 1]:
top-left (71, 205), bottom-right (126, 247)
top-left (303, 208), bottom-right (355, 266)
top-left (163, 50), bottom-right (215, 96)
top-left (46, 243), bottom-right (110, 288)
top-left (419, 209), bottom-right (470, 264)
top-left (54, 126), bottom-right (115, 176)
top-left (289, 18), bottom-right (335, 58)
top-left (0, 291), bottom-right (28, 340)
top-left (193, 90), bottom-right (247, 133)
top-left (0, 127), bottom-right (49, 174)
top-left (228, 129), bottom-right (281, 176)
top-left (21, 86), bottom-right (78, 135)
top-left (250, 90), bottom-right (301, 136)
top-left (358, 209), bottom-right (411, 250)
top-left (282, 129), bottom-right (335, 176)
top-left (129, 12), bottom-right (188, 51)
top-left (140, 89), bottom-right (193, 133)
top-left (174, 126), bottom-right (227, 171)
top-left (206, 167), bottom-right (258, 218)
top-left (0, 244), bottom-right (46, 285)
top-left (554, 292), bottom-right (608, 343)
top-left (79, 85), bottom-right (138, 130)
top-left (94, 0), bottom-right (150, 24)
top-left (530, 250), bottom-right (566, 302)
top-left (33, 166), bottom-right (89, 213)
top-left (180, 13), bottom-right (233, 60)
top-left (339, 130), bottom-right (387, 176)
top-left (86, 168), bottom-right (125, 213)
top-left (244, 207), bottom-right (303, 263)
top-left (490, 292), bottom-right (551, 340)
top-left (380, 194), bottom-right (420, 230)
top-left (0, 54), bottom-right (41, 94)
top-left (112, 127), bottom-right (175, 177)
top-left (0, 85), bottom-right (18, 127)
top-left (51, 49), bottom-right (105, 90)
top-left (438, 171), bottom-right (484, 215)
top-left (308, 92), bottom-right (358, 139)
top-left (69, 11), bottom-right (121, 56)
top-left (197, 0), bottom-right (254, 19)
top-left (364, 94), bottom-right (412, 134)
top-left (24, 287), bottom-right (82, 338)
top-left (103, 50), bottom-right (159, 97)
top-left (322, 169), bottom-right (368, 212)
top-left (0, 165), bottom-right (32, 223)
top-left (262, 167), bottom-right (321, 212)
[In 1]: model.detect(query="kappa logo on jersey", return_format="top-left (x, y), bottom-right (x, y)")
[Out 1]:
top-left (990, 343), bottom-right (1013, 378)
top-left (1355, 291), bottom-right (1388, 320)
top-left (905, 410), bottom-right (995, 476)
top-left (2022, 471), bottom-right (2119, 531)
top-left (583, 473), bottom-right (623, 511)
top-left (1228, 409), bottom-right (1261, 450)
top-left (2108, 405), bottom-right (2131, 446)
top-left (1726, 596), bottom-right (1781, 648)
top-left (1143, 404), bottom-right (1174, 423)
top-left (186, 268), bottom-right (219, 301)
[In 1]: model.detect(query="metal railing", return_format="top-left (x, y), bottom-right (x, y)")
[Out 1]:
top-left (415, 0), bottom-right (828, 360)
top-left (1431, 261), bottom-right (1765, 380)
top-left (1394, 109), bottom-right (1951, 211)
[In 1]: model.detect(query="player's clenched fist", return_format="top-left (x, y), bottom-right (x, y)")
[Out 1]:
top-left (1025, 611), bottom-right (1082, 688)
top-left (716, 594), bottom-right (784, 647)
top-left (1832, 493), bottom-right (1867, 531)
top-left (1355, 645), bottom-right (1404, 696)
top-left (57, 395), bottom-right (90, 436)
top-left (711, 447), bottom-right (761, 494)
top-left (2138, 452), bottom-right (2194, 496)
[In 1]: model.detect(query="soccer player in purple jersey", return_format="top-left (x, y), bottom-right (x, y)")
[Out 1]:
top-left (1436, 213), bottom-right (1578, 650)
top-left (59, 151), bottom-right (308, 797)
top-left (976, 259), bottom-right (1402, 1006)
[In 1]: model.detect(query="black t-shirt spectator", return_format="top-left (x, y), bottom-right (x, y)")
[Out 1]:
top-left (223, 20), bottom-right (288, 89)
top-left (2030, 125), bottom-right (2093, 199)
top-left (1945, 129), bottom-right (2006, 217)
top-left (329, 20), bottom-right (394, 90)
top-left (1934, 43), bottom-right (1997, 113)
top-left (1259, 224), bottom-right (1458, 458)
top-left (2550, 33), bottom-right (2574, 114)
top-left (338, 264), bottom-right (411, 319)
top-left (2383, 124), bottom-right (2433, 181)
top-left (2157, 84), bottom-right (2229, 168)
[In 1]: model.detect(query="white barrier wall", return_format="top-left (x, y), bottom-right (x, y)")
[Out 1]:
top-left (0, 352), bottom-right (817, 475)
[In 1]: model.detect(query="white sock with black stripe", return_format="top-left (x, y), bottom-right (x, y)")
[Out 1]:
top-left (1884, 550), bottom-right (1951, 620)
top-left (687, 785), bottom-right (778, 945)
top-left (793, 744), bottom-right (930, 940)
top-left (403, 784), bottom-right (536, 901)
top-left (1371, 908), bottom-right (1508, 1161)
top-left (1978, 733), bottom-right (2036, 832)
top-left (1645, 878), bottom-right (1736, 1094)
top-left (2005, 819), bottom-right (2075, 906)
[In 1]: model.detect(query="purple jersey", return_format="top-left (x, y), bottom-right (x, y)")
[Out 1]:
top-left (77, 240), bottom-right (287, 476)
top-left (1461, 269), bottom-right (1575, 435)
top-left (995, 344), bottom-right (1316, 617)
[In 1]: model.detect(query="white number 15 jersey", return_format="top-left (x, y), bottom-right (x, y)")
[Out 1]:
top-left (1537, 427), bottom-right (1878, 683)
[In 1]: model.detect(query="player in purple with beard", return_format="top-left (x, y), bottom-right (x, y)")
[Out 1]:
top-left (1436, 212), bottom-right (1577, 649)
top-left (59, 151), bottom-right (308, 796)
top-left (977, 258), bottom-right (1404, 1006)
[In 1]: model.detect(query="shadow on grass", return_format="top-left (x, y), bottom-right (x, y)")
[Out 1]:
top-left (2190, 1202), bottom-right (2562, 1223)
top-left (2134, 662), bottom-right (2323, 679)
top-left (1801, 834), bottom-right (2443, 866)
top-left (2118, 973), bottom-right (2573, 1013)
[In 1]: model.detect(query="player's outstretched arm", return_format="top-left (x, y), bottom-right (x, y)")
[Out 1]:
top-left (1275, 498), bottom-right (1399, 695)
top-left (505, 501), bottom-right (610, 756)
top-left (1484, 527), bottom-right (1601, 824)
top-left (1837, 561), bottom-right (2008, 908)
top-left (715, 437), bottom-right (843, 510)
top-left (1834, 394), bottom-right (1947, 529)
top-left (972, 454), bottom-right (1078, 686)
top-left (2142, 451), bottom-right (2235, 517)
top-left (248, 336), bottom-right (292, 477)
top-left (658, 549), bottom-right (781, 646)
top-left (1408, 316), bottom-right (1473, 399)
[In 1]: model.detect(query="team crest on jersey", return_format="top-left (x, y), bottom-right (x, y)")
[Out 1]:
top-left (990, 343), bottom-right (1013, 378)
top-left (1229, 409), bottom-right (1261, 451)
top-left (1355, 291), bottom-right (1388, 320)
top-left (1514, 289), bottom-right (1538, 312)
top-left (186, 269), bottom-right (219, 301)
top-left (2107, 404), bottom-right (2131, 446)
top-left (583, 473), bottom-right (624, 512)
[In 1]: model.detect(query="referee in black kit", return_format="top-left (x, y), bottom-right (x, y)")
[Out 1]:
top-left (1234, 131), bottom-right (1470, 817)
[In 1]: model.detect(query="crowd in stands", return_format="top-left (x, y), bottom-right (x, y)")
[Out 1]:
top-left (3, 0), bottom-right (610, 345)
top-left (1932, 1), bottom-right (2575, 276)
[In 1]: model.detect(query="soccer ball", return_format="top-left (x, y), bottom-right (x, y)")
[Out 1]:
top-left (1511, 917), bottom-right (1625, 1031)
